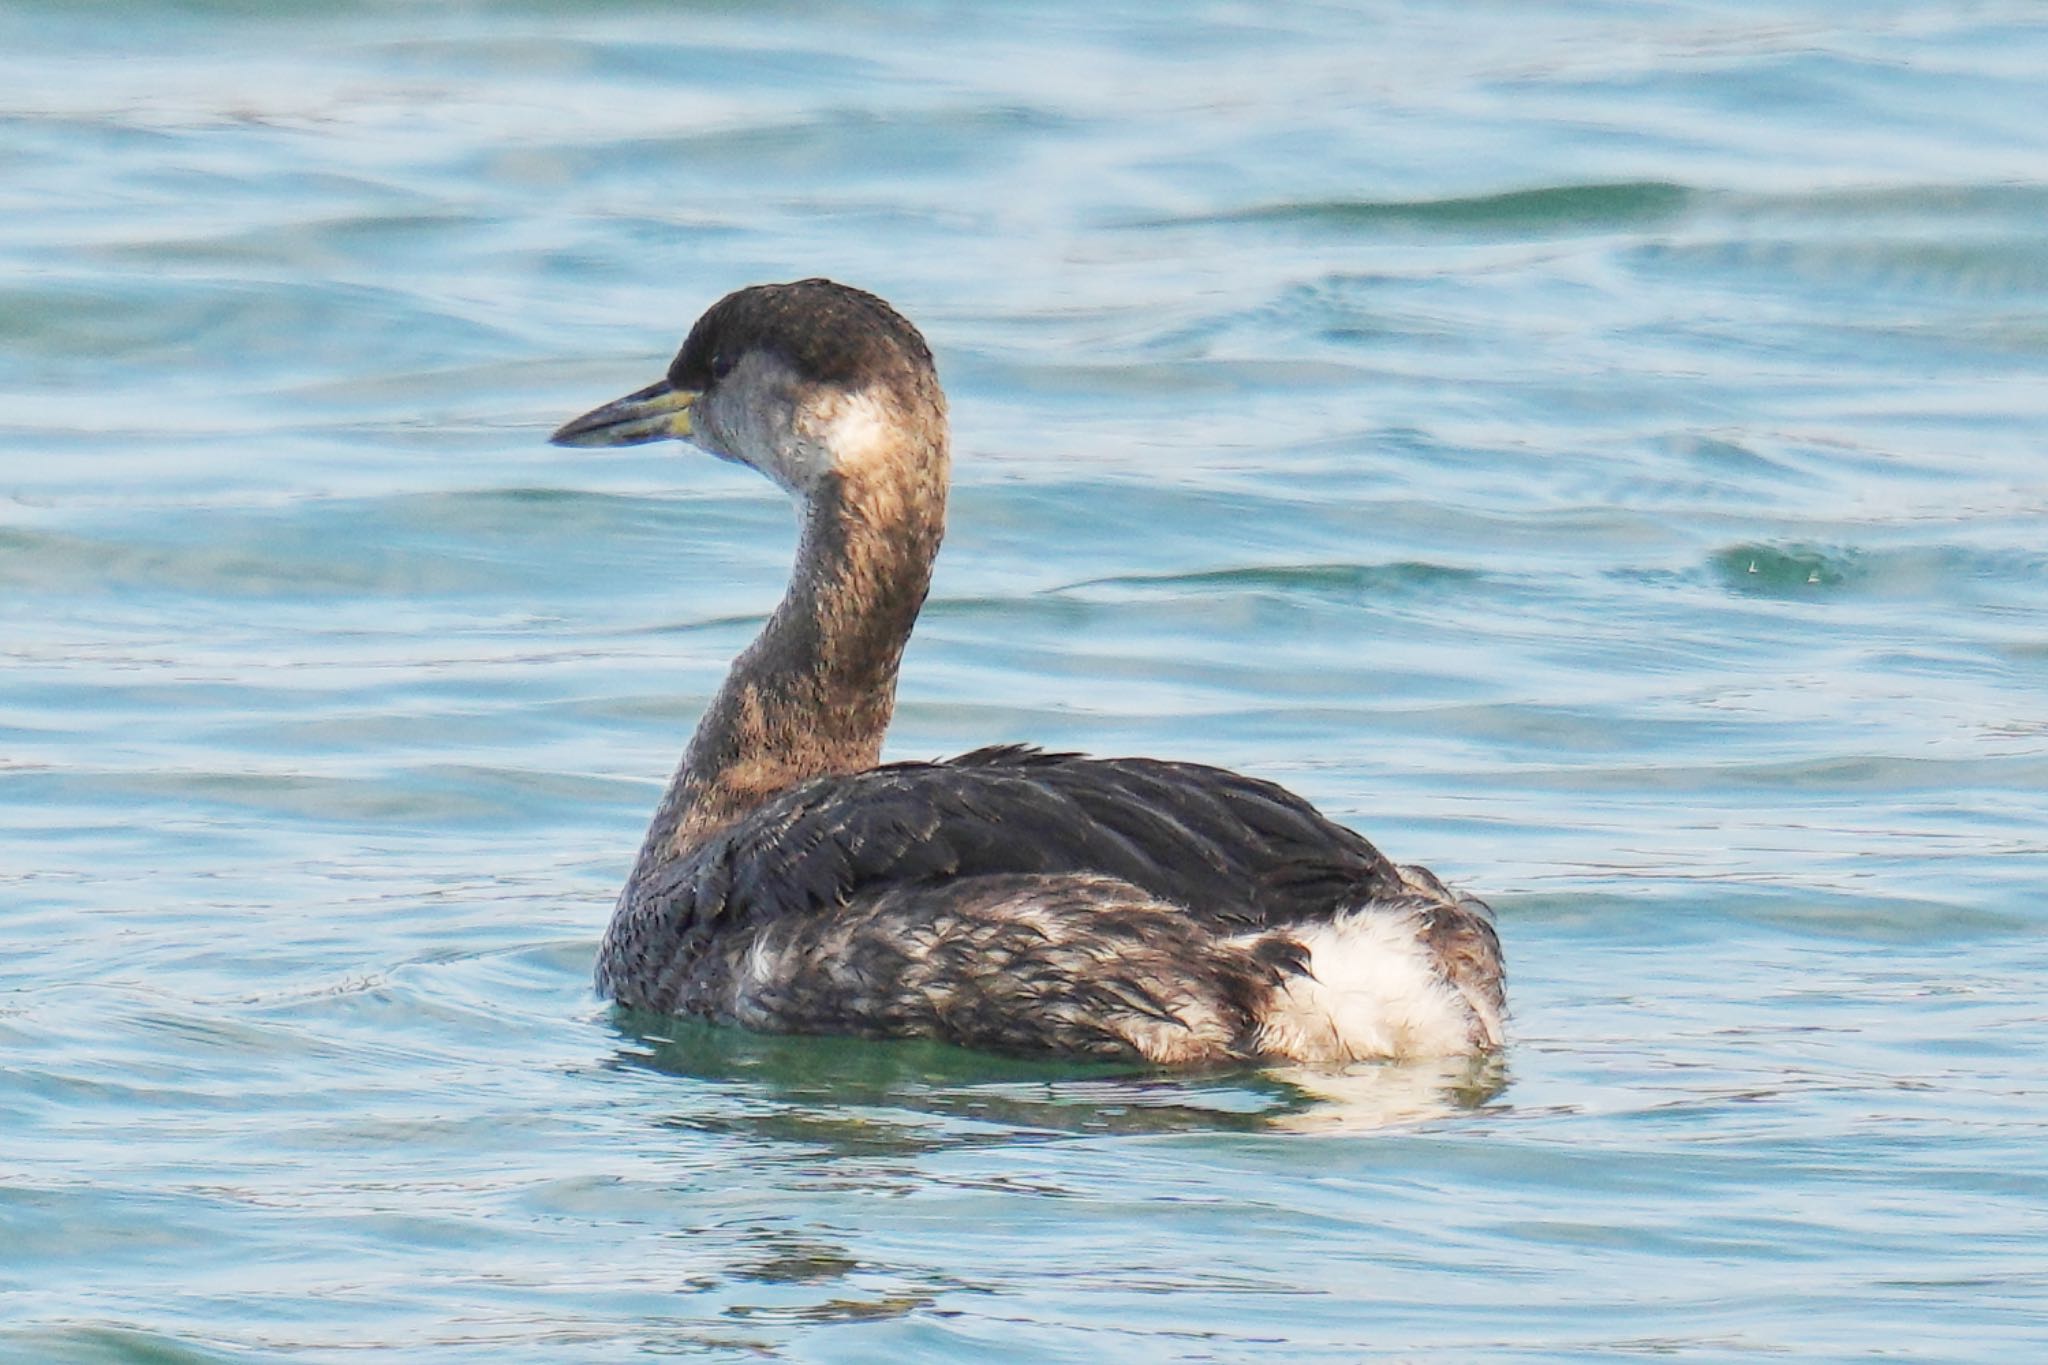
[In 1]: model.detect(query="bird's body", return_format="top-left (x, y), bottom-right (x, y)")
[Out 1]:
top-left (553, 279), bottom-right (1504, 1065)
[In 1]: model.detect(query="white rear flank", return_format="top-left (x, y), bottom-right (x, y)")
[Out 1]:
top-left (1249, 909), bottom-right (1493, 1062)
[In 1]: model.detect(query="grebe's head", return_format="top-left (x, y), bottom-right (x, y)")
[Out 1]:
top-left (550, 279), bottom-right (944, 498)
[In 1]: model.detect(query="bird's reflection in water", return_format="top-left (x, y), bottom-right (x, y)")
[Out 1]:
top-left (606, 1012), bottom-right (1507, 1149)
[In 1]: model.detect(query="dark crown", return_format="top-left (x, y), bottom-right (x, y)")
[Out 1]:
top-left (668, 279), bottom-right (935, 392)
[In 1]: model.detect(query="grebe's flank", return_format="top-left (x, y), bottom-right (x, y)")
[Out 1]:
top-left (551, 278), bottom-right (1504, 1064)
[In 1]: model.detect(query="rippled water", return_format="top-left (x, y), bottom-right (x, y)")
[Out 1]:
top-left (5, 1), bottom-right (2046, 1359)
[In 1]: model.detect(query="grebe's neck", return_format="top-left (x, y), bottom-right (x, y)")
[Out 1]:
top-left (634, 413), bottom-right (947, 879)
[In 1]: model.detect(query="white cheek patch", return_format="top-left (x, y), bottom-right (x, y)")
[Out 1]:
top-left (696, 352), bottom-right (810, 491)
top-left (758, 386), bottom-right (901, 493)
top-left (811, 388), bottom-right (898, 475)
top-left (699, 353), bottom-right (901, 495)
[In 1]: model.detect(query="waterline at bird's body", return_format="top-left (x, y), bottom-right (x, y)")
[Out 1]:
top-left (551, 278), bottom-right (1504, 1064)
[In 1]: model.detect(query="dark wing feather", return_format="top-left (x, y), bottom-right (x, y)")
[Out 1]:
top-left (598, 747), bottom-right (1408, 1009)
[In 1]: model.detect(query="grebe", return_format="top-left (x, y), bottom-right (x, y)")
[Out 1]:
top-left (552, 279), bottom-right (1504, 1064)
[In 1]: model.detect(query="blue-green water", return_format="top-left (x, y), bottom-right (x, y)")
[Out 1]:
top-left (5, 1), bottom-right (2046, 1358)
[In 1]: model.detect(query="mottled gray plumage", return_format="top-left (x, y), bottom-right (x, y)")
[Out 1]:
top-left (552, 279), bottom-right (1506, 1064)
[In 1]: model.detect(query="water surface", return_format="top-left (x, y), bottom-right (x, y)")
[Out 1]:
top-left (4, 1), bottom-right (2046, 1359)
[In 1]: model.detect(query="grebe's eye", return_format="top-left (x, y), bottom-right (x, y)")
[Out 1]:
top-left (710, 352), bottom-right (735, 381)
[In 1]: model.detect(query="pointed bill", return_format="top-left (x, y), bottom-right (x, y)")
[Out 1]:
top-left (550, 379), bottom-right (698, 447)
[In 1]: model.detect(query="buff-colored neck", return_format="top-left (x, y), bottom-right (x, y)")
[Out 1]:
top-left (625, 398), bottom-right (948, 891)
